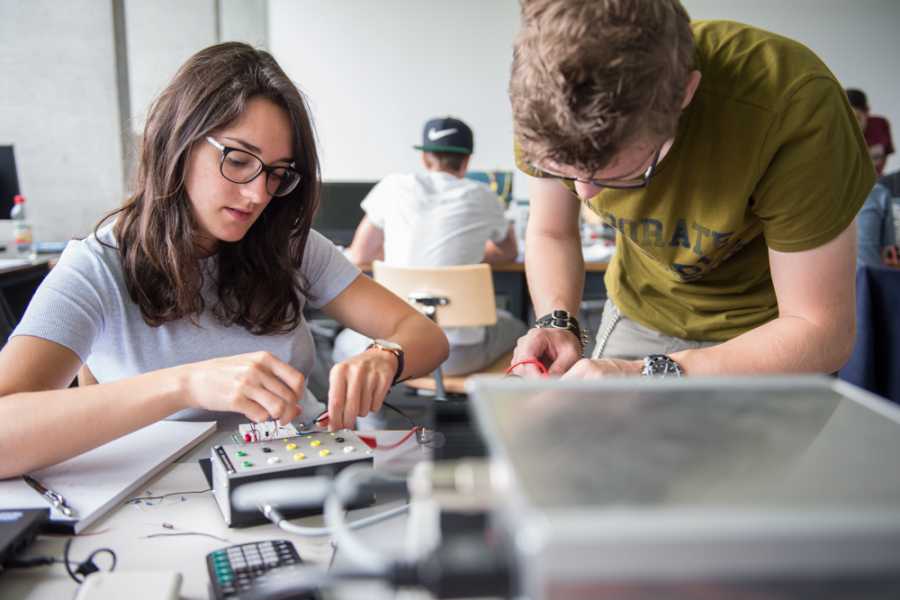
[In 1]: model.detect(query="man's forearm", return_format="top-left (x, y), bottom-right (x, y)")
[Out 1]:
top-left (672, 315), bottom-right (855, 375)
top-left (525, 228), bottom-right (585, 316)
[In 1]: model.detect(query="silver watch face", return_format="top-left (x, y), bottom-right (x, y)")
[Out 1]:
top-left (373, 339), bottom-right (402, 352)
top-left (642, 354), bottom-right (681, 377)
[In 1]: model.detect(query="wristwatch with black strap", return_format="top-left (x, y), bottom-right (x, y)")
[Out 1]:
top-left (533, 309), bottom-right (590, 355)
top-left (640, 354), bottom-right (682, 377)
top-left (366, 339), bottom-right (405, 386)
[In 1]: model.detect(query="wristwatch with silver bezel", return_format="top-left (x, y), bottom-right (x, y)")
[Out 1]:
top-left (366, 339), bottom-right (405, 386)
top-left (641, 354), bottom-right (682, 377)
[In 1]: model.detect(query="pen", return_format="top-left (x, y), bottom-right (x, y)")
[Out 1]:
top-left (22, 475), bottom-right (77, 518)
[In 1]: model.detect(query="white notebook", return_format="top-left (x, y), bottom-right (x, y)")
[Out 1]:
top-left (0, 420), bottom-right (216, 533)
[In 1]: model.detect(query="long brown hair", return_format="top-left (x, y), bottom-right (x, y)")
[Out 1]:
top-left (99, 42), bottom-right (319, 335)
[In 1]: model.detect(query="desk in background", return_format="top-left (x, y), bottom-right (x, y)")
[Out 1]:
top-left (0, 254), bottom-right (57, 346)
top-left (491, 260), bottom-right (608, 324)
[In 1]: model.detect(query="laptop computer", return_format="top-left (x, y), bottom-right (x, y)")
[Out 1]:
top-left (0, 508), bottom-right (49, 574)
top-left (466, 376), bottom-right (900, 599)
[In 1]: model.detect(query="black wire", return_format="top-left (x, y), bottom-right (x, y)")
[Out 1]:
top-left (63, 537), bottom-right (117, 584)
top-left (315, 401), bottom-right (418, 428)
top-left (316, 400), bottom-right (440, 448)
top-left (5, 556), bottom-right (57, 568)
top-left (86, 547), bottom-right (117, 572)
top-left (381, 401), bottom-right (417, 428)
top-left (63, 537), bottom-right (81, 583)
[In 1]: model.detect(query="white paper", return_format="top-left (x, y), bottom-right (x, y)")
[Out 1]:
top-left (0, 420), bottom-right (216, 532)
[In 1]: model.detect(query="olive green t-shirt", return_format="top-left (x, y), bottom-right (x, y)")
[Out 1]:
top-left (516, 21), bottom-right (875, 341)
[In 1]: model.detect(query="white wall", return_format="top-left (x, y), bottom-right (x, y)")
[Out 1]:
top-left (0, 0), bottom-right (125, 242)
top-left (270, 0), bottom-right (900, 192)
top-left (0, 1), bottom-right (269, 245)
top-left (4, 1), bottom-right (898, 242)
top-left (125, 0), bottom-right (219, 135)
top-left (220, 0), bottom-right (269, 49)
top-left (125, 0), bottom-right (269, 135)
top-left (684, 0), bottom-right (900, 175)
top-left (268, 0), bottom-right (523, 188)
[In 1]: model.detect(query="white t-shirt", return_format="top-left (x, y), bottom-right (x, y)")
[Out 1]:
top-left (362, 171), bottom-right (509, 344)
top-left (12, 224), bottom-right (360, 420)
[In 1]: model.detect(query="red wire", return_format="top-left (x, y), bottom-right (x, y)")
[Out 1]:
top-left (373, 426), bottom-right (419, 450)
top-left (314, 411), bottom-right (418, 450)
top-left (505, 358), bottom-right (549, 376)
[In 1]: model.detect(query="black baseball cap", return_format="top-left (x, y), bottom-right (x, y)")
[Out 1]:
top-left (413, 116), bottom-right (474, 155)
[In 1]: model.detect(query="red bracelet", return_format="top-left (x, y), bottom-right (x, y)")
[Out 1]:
top-left (505, 358), bottom-right (549, 377)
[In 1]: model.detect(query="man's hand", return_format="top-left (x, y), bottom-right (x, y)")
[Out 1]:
top-left (510, 328), bottom-right (582, 376)
top-left (561, 357), bottom-right (642, 379)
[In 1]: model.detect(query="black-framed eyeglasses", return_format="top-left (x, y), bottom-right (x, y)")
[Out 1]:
top-left (206, 137), bottom-right (301, 197)
top-left (528, 145), bottom-right (662, 190)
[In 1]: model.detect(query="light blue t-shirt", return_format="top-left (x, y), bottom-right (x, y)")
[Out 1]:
top-left (12, 224), bottom-right (360, 420)
top-left (857, 183), bottom-right (898, 267)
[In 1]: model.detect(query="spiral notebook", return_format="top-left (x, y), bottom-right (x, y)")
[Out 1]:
top-left (0, 420), bottom-right (216, 533)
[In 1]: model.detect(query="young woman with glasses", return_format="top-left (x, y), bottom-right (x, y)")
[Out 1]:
top-left (0, 42), bottom-right (448, 477)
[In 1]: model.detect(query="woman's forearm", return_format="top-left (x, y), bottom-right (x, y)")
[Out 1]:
top-left (0, 369), bottom-right (186, 478)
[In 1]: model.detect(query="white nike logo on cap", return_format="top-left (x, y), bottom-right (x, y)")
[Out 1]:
top-left (427, 127), bottom-right (458, 141)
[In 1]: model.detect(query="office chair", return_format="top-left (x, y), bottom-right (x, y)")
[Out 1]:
top-left (372, 261), bottom-right (513, 400)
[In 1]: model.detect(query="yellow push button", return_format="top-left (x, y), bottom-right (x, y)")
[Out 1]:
top-left (293, 452), bottom-right (306, 461)
top-left (285, 442), bottom-right (298, 450)
top-left (309, 439), bottom-right (322, 448)
top-left (318, 449), bottom-right (331, 457)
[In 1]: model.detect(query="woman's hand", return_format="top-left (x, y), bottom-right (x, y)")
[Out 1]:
top-left (176, 351), bottom-right (304, 424)
top-left (510, 327), bottom-right (582, 376)
top-left (327, 349), bottom-right (397, 430)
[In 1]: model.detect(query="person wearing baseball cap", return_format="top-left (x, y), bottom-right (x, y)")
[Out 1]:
top-left (413, 116), bottom-right (475, 155)
top-left (337, 115), bottom-right (525, 404)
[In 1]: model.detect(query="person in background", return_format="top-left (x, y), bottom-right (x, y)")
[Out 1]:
top-left (0, 42), bottom-right (447, 478)
top-left (340, 116), bottom-right (525, 377)
top-left (879, 168), bottom-right (900, 198)
top-left (857, 183), bottom-right (899, 268)
top-left (846, 88), bottom-right (894, 176)
top-left (508, 0), bottom-right (874, 379)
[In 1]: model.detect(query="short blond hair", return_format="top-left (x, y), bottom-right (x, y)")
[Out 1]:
top-left (510, 0), bottom-right (694, 173)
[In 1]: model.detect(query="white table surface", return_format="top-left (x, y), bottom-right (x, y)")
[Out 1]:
top-left (3, 429), bottom-right (433, 600)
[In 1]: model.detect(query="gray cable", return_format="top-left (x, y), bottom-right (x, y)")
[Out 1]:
top-left (263, 502), bottom-right (409, 538)
top-left (324, 465), bottom-right (407, 572)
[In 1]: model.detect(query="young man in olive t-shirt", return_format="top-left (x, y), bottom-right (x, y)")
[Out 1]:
top-left (509, 0), bottom-right (875, 378)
